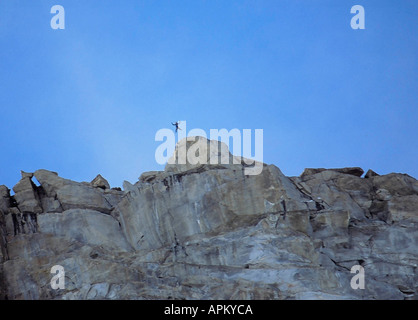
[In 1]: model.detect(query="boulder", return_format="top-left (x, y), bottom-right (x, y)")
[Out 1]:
top-left (165, 136), bottom-right (264, 176)
top-left (138, 171), bottom-right (163, 183)
top-left (20, 171), bottom-right (33, 179)
top-left (165, 136), bottom-right (240, 173)
top-left (91, 174), bottom-right (110, 190)
top-left (372, 173), bottom-right (418, 196)
top-left (296, 171), bottom-right (370, 220)
top-left (12, 177), bottom-right (42, 214)
top-left (33, 170), bottom-right (113, 214)
top-left (365, 169), bottom-right (379, 179)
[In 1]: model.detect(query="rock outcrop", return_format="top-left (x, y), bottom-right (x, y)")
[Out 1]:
top-left (91, 174), bottom-right (111, 190)
top-left (0, 137), bottom-right (417, 300)
top-left (300, 167), bottom-right (365, 178)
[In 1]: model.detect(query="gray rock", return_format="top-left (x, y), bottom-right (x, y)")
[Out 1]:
top-left (0, 138), bottom-right (417, 300)
top-left (20, 171), bottom-right (34, 179)
top-left (0, 186), bottom-right (10, 264)
top-left (12, 177), bottom-right (42, 214)
top-left (115, 164), bottom-right (307, 251)
top-left (165, 136), bottom-right (264, 176)
top-left (0, 185), bottom-right (10, 213)
top-left (91, 174), bottom-right (110, 190)
top-left (301, 167), bottom-right (364, 178)
top-left (37, 209), bottom-right (132, 252)
top-left (34, 170), bottom-right (114, 214)
top-left (138, 171), bottom-right (163, 183)
top-left (365, 169), bottom-right (379, 178)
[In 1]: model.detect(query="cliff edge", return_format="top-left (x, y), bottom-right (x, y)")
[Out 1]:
top-left (0, 137), bottom-right (417, 300)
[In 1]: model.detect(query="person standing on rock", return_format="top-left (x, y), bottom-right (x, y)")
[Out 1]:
top-left (171, 121), bottom-right (181, 133)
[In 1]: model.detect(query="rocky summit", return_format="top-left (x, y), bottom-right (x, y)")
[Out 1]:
top-left (0, 137), bottom-right (417, 300)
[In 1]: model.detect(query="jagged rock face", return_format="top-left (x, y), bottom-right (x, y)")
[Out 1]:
top-left (114, 164), bottom-right (307, 251)
top-left (34, 170), bottom-right (120, 214)
top-left (0, 137), bottom-right (417, 300)
top-left (13, 177), bottom-right (42, 214)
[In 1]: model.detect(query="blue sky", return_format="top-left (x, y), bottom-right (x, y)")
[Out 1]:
top-left (0, 0), bottom-right (417, 189)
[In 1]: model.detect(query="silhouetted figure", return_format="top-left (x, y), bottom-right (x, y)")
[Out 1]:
top-left (171, 121), bottom-right (181, 132)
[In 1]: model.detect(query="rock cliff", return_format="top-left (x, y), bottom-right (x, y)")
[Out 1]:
top-left (0, 137), bottom-right (417, 300)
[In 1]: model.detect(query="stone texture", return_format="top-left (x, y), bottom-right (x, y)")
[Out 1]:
top-left (0, 185), bottom-right (9, 214)
top-left (114, 164), bottom-right (308, 251)
top-left (301, 167), bottom-right (365, 178)
top-left (91, 174), bottom-right (110, 190)
top-left (165, 136), bottom-right (265, 176)
top-left (33, 169), bottom-right (115, 214)
top-left (0, 186), bottom-right (10, 265)
top-left (20, 171), bottom-right (34, 179)
top-left (37, 209), bottom-right (132, 252)
top-left (12, 177), bottom-right (42, 214)
top-left (365, 169), bottom-right (379, 179)
top-left (165, 136), bottom-right (239, 173)
top-left (0, 137), bottom-right (417, 300)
